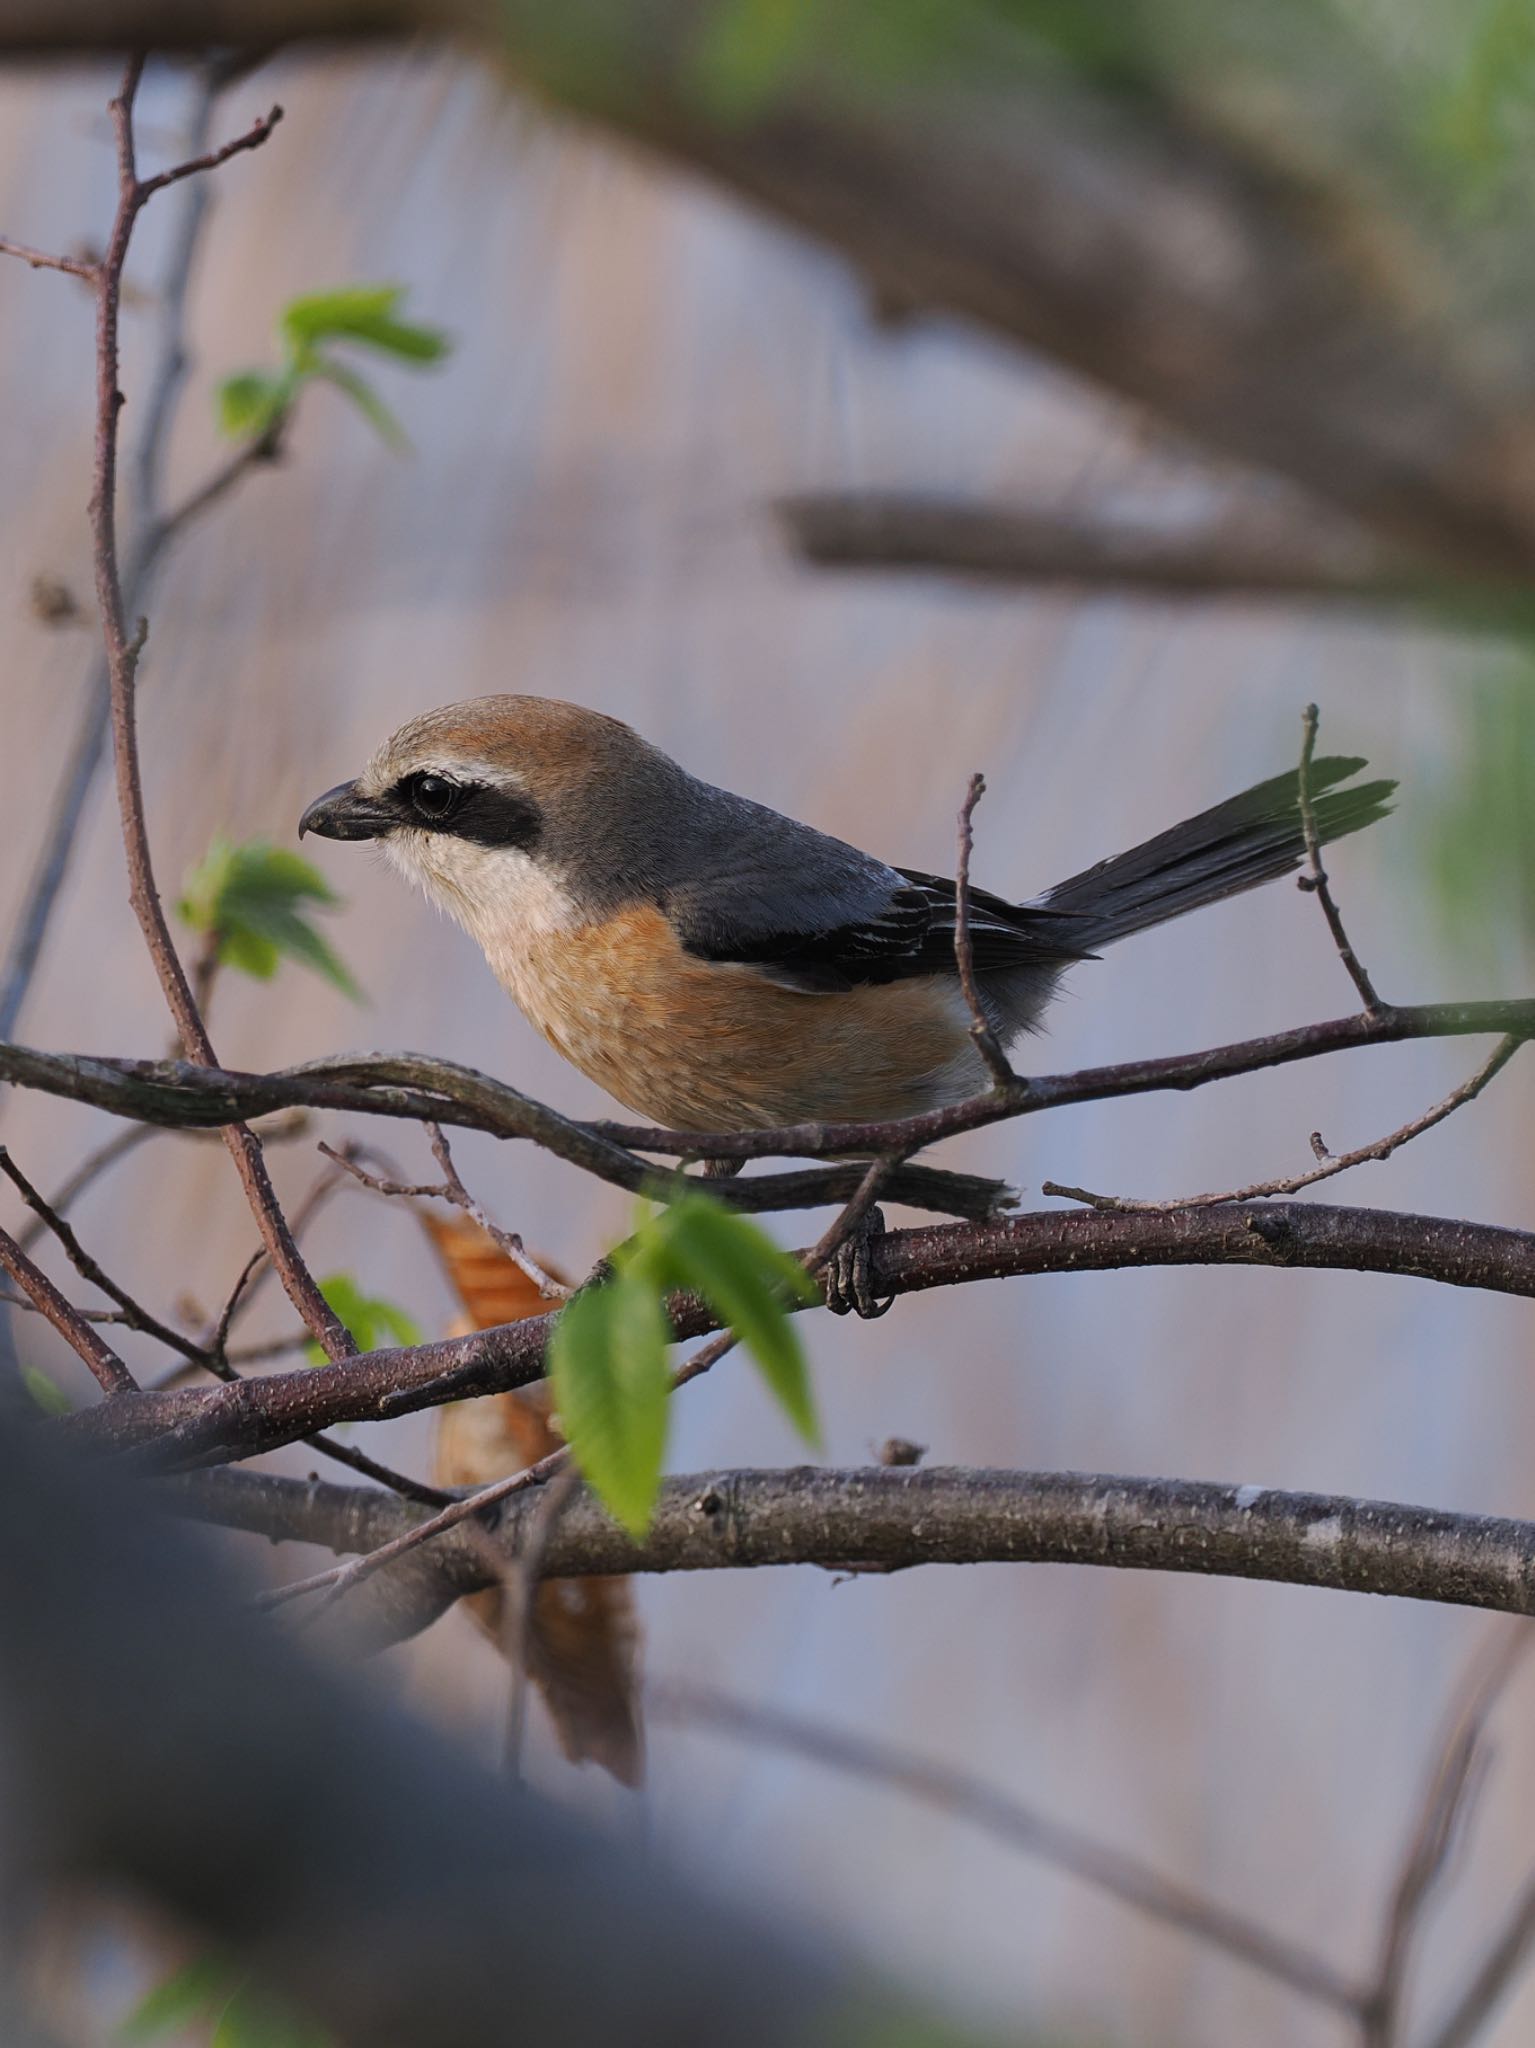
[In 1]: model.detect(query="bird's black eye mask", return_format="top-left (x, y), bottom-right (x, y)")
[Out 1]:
top-left (391, 771), bottom-right (544, 851)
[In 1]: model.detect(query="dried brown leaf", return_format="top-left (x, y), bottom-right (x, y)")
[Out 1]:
top-left (427, 1213), bottom-right (644, 1786)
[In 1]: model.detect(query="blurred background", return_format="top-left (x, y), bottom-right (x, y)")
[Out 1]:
top-left (3, 38), bottom-right (1535, 2047)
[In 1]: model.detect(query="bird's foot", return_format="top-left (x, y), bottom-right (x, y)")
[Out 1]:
top-left (823, 1205), bottom-right (894, 1320)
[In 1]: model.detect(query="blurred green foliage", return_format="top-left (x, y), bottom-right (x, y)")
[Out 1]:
top-left (305, 1273), bottom-right (423, 1366)
top-left (21, 1364), bottom-right (71, 1415)
top-left (216, 284), bottom-right (450, 451)
top-left (179, 838), bottom-right (360, 1000)
top-left (1422, 652), bottom-right (1535, 975)
top-left (550, 1189), bottom-right (821, 1537)
top-left (122, 1955), bottom-right (328, 2048)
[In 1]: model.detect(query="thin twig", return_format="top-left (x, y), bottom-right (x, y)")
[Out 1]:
top-left (0, 1143), bottom-right (206, 1364)
top-left (136, 102), bottom-right (283, 201)
top-left (321, 1128), bottom-right (572, 1301)
top-left (1299, 703), bottom-right (1388, 1014)
top-left (1044, 1037), bottom-right (1520, 1214)
top-left (0, 65), bottom-right (282, 1048)
top-left (1362, 1624), bottom-right (1533, 2047)
top-left (655, 1684), bottom-right (1364, 2018)
top-left (0, 1289), bottom-right (129, 1326)
top-left (500, 1461), bottom-right (585, 1778)
top-left (87, 59), bottom-right (348, 1365)
top-left (0, 236), bottom-right (96, 280)
top-left (0, 1222), bottom-right (135, 1395)
top-left (1418, 1870), bottom-right (1535, 2048)
top-left (954, 774), bottom-right (1015, 1088)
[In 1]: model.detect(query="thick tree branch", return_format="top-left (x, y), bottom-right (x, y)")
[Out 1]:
top-left (184, 1464), bottom-right (1535, 1621)
top-left (63, 1200), bottom-right (1535, 1469)
top-left (4, 998), bottom-right (1533, 1172)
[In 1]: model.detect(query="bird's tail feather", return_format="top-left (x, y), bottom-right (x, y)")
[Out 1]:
top-left (1039, 756), bottom-right (1395, 949)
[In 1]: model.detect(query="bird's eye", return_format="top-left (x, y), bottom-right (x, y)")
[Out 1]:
top-left (406, 773), bottom-right (462, 822)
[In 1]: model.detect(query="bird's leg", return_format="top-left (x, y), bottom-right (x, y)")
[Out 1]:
top-left (823, 1205), bottom-right (894, 1320)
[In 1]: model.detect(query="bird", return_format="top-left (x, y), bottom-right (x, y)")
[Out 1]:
top-left (300, 695), bottom-right (1393, 1309)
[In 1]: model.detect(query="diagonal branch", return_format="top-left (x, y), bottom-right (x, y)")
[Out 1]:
top-left (0, 1224), bottom-right (135, 1395)
top-left (656, 1683), bottom-right (1365, 2019)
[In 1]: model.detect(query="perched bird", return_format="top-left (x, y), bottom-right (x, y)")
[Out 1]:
top-left (300, 696), bottom-right (1392, 1303)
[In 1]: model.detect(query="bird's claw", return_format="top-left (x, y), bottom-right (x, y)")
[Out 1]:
top-left (823, 1206), bottom-right (895, 1320)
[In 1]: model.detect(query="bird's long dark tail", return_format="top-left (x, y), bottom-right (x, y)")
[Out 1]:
top-left (1039, 756), bottom-right (1395, 950)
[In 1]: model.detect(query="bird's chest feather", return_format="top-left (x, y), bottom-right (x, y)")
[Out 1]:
top-left (493, 901), bottom-right (980, 1130)
top-left (391, 837), bottom-right (978, 1126)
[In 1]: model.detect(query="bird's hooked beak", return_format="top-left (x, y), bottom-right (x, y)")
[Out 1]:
top-left (298, 780), bottom-right (396, 842)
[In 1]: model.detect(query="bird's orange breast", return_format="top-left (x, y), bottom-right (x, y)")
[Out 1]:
top-left (492, 902), bottom-right (978, 1130)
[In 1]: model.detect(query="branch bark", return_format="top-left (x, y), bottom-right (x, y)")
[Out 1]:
top-left (183, 1464), bottom-right (1535, 1624)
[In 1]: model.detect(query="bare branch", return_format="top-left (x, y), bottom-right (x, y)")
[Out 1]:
top-left (322, 1129), bottom-right (573, 1301)
top-left (0, 1223), bottom-right (135, 1395)
top-left (0, 237), bottom-right (96, 280)
top-left (954, 774), bottom-right (1015, 1089)
top-left (780, 492), bottom-right (1460, 613)
top-left (1362, 1625), bottom-right (1532, 2047)
top-left (6, 999), bottom-right (1534, 1183)
top-left (186, 1464), bottom-right (1535, 1624)
top-left (136, 102), bottom-right (283, 200)
top-left (1419, 1868), bottom-right (1535, 2048)
top-left (59, 1198), bottom-right (1535, 1469)
top-left (1299, 703), bottom-right (1388, 1014)
top-left (657, 1684), bottom-right (1364, 2019)
top-left (1044, 1036), bottom-right (1520, 1212)
top-left (84, 62), bottom-right (349, 1362)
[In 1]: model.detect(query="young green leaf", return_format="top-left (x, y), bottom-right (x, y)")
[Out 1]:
top-left (216, 370), bottom-right (292, 441)
top-left (304, 1274), bottom-right (423, 1366)
top-left (662, 1193), bottom-right (822, 1448)
top-left (309, 359), bottom-right (408, 452)
top-left (179, 837), bottom-right (362, 999)
top-left (121, 1954), bottom-right (240, 2041)
top-left (549, 1270), bottom-right (671, 1538)
top-left (21, 1364), bottom-right (72, 1417)
top-left (280, 284), bottom-right (449, 361)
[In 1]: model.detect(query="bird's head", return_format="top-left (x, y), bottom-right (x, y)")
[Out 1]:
top-left (299, 695), bottom-right (684, 945)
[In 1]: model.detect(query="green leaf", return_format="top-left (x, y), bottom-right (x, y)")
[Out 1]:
top-left (21, 1365), bottom-right (72, 1417)
top-left (308, 358), bottom-right (409, 452)
top-left (661, 1193), bottom-right (822, 1447)
top-left (179, 838), bottom-right (361, 1000)
top-left (121, 1955), bottom-right (240, 2041)
top-left (549, 1269), bottom-right (670, 1538)
top-left (216, 370), bottom-right (292, 441)
top-left (305, 1274), bottom-right (423, 1366)
top-left (281, 284), bottom-right (450, 363)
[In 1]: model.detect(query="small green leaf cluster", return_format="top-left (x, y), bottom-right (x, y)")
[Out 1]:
top-left (304, 1273), bottom-right (423, 1367)
top-left (216, 284), bottom-right (449, 449)
top-left (179, 837), bottom-right (360, 998)
top-left (550, 1189), bottom-right (821, 1538)
top-left (123, 1953), bottom-right (328, 2048)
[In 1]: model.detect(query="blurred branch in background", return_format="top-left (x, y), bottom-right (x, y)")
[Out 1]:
top-left (7, 6), bottom-right (1535, 589)
top-left (0, 58), bottom-right (283, 1047)
top-left (781, 491), bottom-right (1498, 617)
